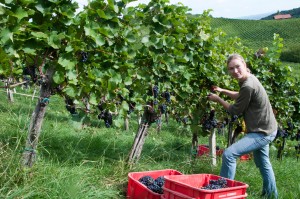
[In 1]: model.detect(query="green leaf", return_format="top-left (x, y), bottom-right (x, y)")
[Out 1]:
top-left (66, 70), bottom-right (77, 80)
top-left (58, 57), bottom-right (76, 70)
top-left (23, 46), bottom-right (36, 55)
top-left (65, 45), bottom-right (73, 52)
top-left (48, 32), bottom-right (65, 49)
top-left (31, 32), bottom-right (48, 39)
top-left (95, 35), bottom-right (105, 46)
top-left (114, 118), bottom-right (123, 128)
top-left (14, 7), bottom-right (28, 21)
top-left (64, 86), bottom-right (76, 98)
top-left (0, 28), bottom-right (13, 44)
top-left (121, 100), bottom-right (129, 111)
top-left (200, 30), bottom-right (209, 41)
top-left (89, 93), bottom-right (98, 105)
top-left (97, 10), bottom-right (113, 19)
top-left (110, 73), bottom-right (122, 84)
top-left (53, 71), bottom-right (65, 84)
top-left (124, 76), bottom-right (132, 85)
top-left (141, 36), bottom-right (149, 43)
top-left (125, 32), bottom-right (136, 43)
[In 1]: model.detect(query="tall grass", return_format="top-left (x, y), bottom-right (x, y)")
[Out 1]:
top-left (1, 89), bottom-right (300, 198)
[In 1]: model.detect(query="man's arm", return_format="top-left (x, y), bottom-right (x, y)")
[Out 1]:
top-left (212, 86), bottom-right (239, 100)
top-left (207, 93), bottom-right (231, 110)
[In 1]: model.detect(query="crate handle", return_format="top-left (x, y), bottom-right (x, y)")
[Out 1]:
top-left (223, 193), bottom-right (248, 199)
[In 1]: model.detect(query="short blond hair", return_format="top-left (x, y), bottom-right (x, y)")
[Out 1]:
top-left (226, 53), bottom-right (245, 66)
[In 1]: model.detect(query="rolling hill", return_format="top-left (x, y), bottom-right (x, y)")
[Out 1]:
top-left (261, 7), bottom-right (300, 20)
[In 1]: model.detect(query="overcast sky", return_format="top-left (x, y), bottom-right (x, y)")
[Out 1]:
top-left (75, 0), bottom-right (300, 19)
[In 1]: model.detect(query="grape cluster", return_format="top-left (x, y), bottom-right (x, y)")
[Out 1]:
top-left (275, 128), bottom-right (289, 140)
top-left (218, 121), bottom-right (227, 129)
top-left (159, 104), bottom-right (167, 114)
top-left (143, 106), bottom-right (158, 124)
top-left (230, 114), bottom-right (239, 123)
top-left (153, 85), bottom-right (159, 98)
top-left (23, 76), bottom-right (30, 88)
top-left (80, 51), bottom-right (88, 62)
top-left (98, 110), bottom-right (112, 128)
top-left (128, 87), bottom-right (134, 98)
top-left (138, 176), bottom-right (165, 194)
top-left (202, 110), bottom-right (218, 130)
top-left (201, 177), bottom-right (228, 190)
top-left (182, 117), bottom-right (189, 125)
top-left (161, 91), bottom-right (171, 103)
top-left (23, 65), bottom-right (37, 83)
top-left (65, 98), bottom-right (77, 115)
top-left (287, 121), bottom-right (294, 131)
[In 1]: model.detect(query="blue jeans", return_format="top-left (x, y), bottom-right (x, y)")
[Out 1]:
top-left (220, 130), bottom-right (278, 198)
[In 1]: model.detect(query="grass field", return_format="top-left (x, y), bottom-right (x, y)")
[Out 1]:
top-left (1, 88), bottom-right (300, 199)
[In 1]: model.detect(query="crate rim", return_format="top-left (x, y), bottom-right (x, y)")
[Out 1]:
top-left (127, 169), bottom-right (183, 197)
top-left (164, 173), bottom-right (249, 193)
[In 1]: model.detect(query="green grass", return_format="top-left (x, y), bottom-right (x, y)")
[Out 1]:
top-left (1, 89), bottom-right (300, 199)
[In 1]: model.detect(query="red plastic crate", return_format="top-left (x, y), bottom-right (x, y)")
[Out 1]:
top-left (198, 145), bottom-right (223, 157)
top-left (127, 169), bottom-right (183, 199)
top-left (163, 174), bottom-right (248, 199)
top-left (163, 187), bottom-right (195, 199)
top-left (240, 154), bottom-right (251, 161)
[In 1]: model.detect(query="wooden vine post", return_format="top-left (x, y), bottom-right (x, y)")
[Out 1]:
top-left (128, 123), bottom-right (149, 164)
top-left (124, 116), bottom-right (129, 131)
top-left (6, 78), bottom-right (14, 102)
top-left (209, 128), bottom-right (217, 166)
top-left (22, 68), bottom-right (54, 167)
top-left (128, 106), bottom-right (157, 164)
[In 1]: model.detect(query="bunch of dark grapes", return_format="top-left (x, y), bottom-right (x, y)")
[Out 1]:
top-left (275, 127), bottom-right (289, 140)
top-left (182, 117), bottom-right (189, 125)
top-left (161, 91), bottom-right (171, 103)
top-left (97, 102), bottom-right (104, 112)
top-left (159, 104), bottom-right (167, 114)
top-left (65, 98), bottom-right (77, 115)
top-left (287, 121), bottom-right (294, 131)
top-left (138, 176), bottom-right (165, 194)
top-left (201, 177), bottom-right (228, 190)
top-left (230, 114), bottom-right (239, 123)
top-left (143, 106), bottom-right (158, 124)
top-left (219, 121), bottom-right (227, 129)
top-left (98, 110), bottom-right (112, 128)
top-left (202, 110), bottom-right (218, 130)
top-left (23, 76), bottom-right (30, 88)
top-left (153, 85), bottom-right (159, 98)
top-left (23, 65), bottom-right (38, 83)
top-left (80, 51), bottom-right (88, 62)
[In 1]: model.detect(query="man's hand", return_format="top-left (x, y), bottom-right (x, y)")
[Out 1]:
top-left (207, 93), bottom-right (221, 102)
top-left (211, 86), bottom-right (223, 93)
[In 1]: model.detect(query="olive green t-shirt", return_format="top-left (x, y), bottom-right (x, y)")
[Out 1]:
top-left (228, 74), bottom-right (277, 135)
